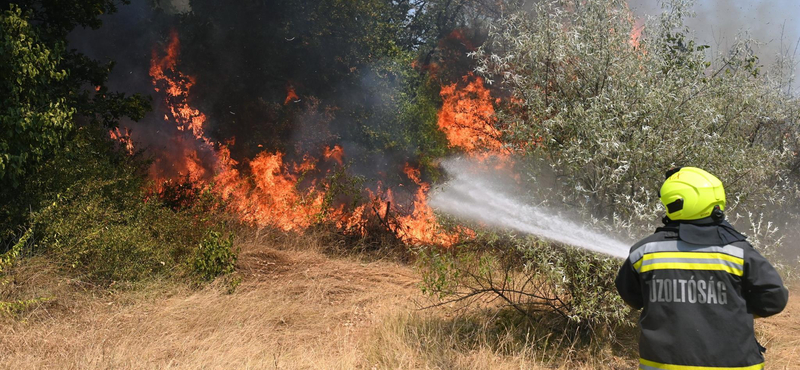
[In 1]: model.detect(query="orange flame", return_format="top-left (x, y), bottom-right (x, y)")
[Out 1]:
top-left (146, 29), bottom-right (479, 245)
top-left (284, 86), bottom-right (300, 105)
top-left (438, 75), bottom-right (504, 154)
top-left (149, 29), bottom-right (180, 95)
top-left (394, 163), bottom-right (464, 246)
top-left (244, 151), bottom-right (325, 231)
top-left (109, 127), bottom-right (134, 155)
top-left (150, 29), bottom-right (207, 141)
top-left (323, 145), bottom-right (344, 165)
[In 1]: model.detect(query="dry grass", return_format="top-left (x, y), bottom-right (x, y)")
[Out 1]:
top-left (0, 231), bottom-right (417, 369)
top-left (0, 231), bottom-right (796, 369)
top-left (758, 282), bottom-right (800, 370)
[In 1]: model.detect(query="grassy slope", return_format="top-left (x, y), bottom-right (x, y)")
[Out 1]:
top-left (0, 235), bottom-right (796, 369)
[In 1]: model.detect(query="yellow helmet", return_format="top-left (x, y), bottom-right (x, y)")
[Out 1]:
top-left (659, 167), bottom-right (726, 221)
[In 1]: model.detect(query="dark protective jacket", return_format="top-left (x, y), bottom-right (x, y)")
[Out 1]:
top-left (615, 219), bottom-right (789, 370)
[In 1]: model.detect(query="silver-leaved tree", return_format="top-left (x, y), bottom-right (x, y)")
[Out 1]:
top-left (473, 0), bottom-right (799, 247)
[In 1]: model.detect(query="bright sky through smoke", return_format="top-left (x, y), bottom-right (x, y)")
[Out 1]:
top-left (629, 0), bottom-right (800, 91)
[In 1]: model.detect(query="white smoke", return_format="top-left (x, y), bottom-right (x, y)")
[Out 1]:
top-left (429, 157), bottom-right (630, 258)
top-left (628, 0), bottom-right (800, 91)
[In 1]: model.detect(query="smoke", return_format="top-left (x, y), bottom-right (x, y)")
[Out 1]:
top-left (628, 0), bottom-right (800, 88)
top-left (429, 157), bottom-right (631, 258)
top-left (65, 2), bottom-right (475, 187)
top-left (159, 0), bottom-right (191, 14)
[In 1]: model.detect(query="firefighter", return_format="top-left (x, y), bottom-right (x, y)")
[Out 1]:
top-left (615, 167), bottom-right (789, 370)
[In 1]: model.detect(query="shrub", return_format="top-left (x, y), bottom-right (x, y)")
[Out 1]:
top-left (33, 180), bottom-right (215, 283)
top-left (192, 231), bottom-right (237, 282)
top-left (418, 232), bottom-right (636, 344)
top-left (3, 126), bottom-right (235, 285)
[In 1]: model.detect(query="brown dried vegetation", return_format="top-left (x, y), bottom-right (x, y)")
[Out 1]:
top-left (0, 231), bottom-right (796, 369)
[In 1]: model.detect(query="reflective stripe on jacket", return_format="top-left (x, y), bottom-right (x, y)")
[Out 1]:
top-left (615, 224), bottom-right (788, 369)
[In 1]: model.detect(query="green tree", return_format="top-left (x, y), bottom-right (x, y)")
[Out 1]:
top-left (2, 0), bottom-right (149, 128)
top-left (474, 0), bottom-right (799, 238)
top-left (0, 5), bottom-right (73, 186)
top-left (1, 1), bottom-right (150, 237)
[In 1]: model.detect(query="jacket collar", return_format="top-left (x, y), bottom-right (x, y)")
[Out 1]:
top-left (660, 217), bottom-right (748, 245)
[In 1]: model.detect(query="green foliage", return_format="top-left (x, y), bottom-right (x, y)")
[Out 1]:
top-left (0, 227), bottom-right (32, 275)
top-left (518, 240), bottom-right (630, 328)
top-left (7, 0), bottom-right (150, 128)
top-left (0, 126), bottom-right (229, 284)
top-left (474, 0), bottom-right (800, 241)
top-left (418, 233), bottom-right (635, 342)
top-left (0, 5), bottom-right (73, 186)
top-left (8, 0), bottom-right (127, 39)
top-left (37, 188), bottom-right (202, 283)
top-left (417, 246), bottom-right (460, 299)
top-left (192, 231), bottom-right (237, 282)
top-left (0, 2), bottom-right (150, 189)
top-left (0, 297), bottom-right (52, 317)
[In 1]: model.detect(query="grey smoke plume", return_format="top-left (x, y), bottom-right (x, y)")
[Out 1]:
top-left (628, 1), bottom-right (800, 88)
top-left (160, 0), bottom-right (191, 14)
top-left (429, 157), bottom-right (631, 258)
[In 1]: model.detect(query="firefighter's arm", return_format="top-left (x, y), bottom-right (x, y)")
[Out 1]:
top-left (742, 244), bottom-right (789, 318)
top-left (615, 257), bottom-right (643, 310)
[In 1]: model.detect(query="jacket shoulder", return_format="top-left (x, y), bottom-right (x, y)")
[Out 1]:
top-left (729, 239), bottom-right (755, 250)
top-left (628, 230), bottom-right (675, 254)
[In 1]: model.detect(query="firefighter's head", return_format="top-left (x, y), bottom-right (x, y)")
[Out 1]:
top-left (659, 167), bottom-right (726, 221)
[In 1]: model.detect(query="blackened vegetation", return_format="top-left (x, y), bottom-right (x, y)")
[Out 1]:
top-left (72, 0), bottom-right (510, 184)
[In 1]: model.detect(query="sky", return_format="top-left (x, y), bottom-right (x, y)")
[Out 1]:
top-left (629, 0), bottom-right (800, 89)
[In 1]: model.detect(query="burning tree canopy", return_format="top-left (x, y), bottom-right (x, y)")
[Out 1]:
top-left (68, 0), bottom-right (524, 246)
top-left (140, 23), bottom-right (502, 244)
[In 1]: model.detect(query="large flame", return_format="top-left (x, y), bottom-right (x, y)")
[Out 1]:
top-left (143, 29), bottom-right (497, 245)
top-left (148, 29), bottom-right (330, 231)
top-left (150, 29), bottom-right (208, 141)
top-left (239, 151), bottom-right (325, 231)
top-left (438, 75), bottom-right (504, 155)
top-left (396, 164), bottom-right (461, 246)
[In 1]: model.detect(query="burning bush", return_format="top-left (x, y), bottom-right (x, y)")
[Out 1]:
top-left (8, 127), bottom-right (235, 285)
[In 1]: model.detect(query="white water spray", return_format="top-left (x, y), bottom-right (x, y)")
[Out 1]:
top-left (429, 158), bottom-right (630, 258)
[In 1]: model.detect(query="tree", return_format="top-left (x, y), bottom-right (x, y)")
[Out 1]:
top-left (1, 1), bottom-right (150, 239)
top-left (0, 5), bottom-right (73, 186)
top-left (473, 0), bottom-right (799, 239)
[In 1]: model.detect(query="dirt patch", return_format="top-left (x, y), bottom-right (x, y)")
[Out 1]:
top-left (759, 290), bottom-right (800, 369)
